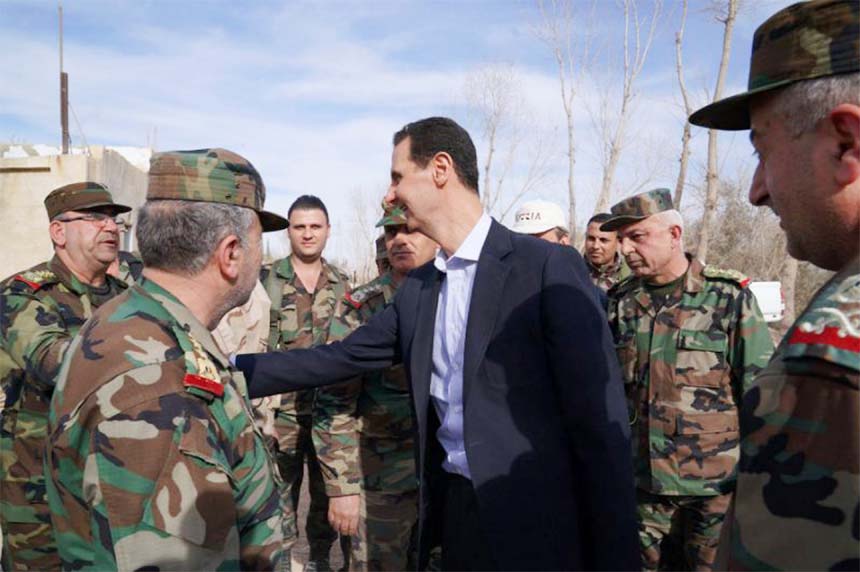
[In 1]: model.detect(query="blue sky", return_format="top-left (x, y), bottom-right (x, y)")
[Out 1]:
top-left (0, 0), bottom-right (795, 262)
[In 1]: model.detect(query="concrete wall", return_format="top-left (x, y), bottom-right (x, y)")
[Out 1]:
top-left (0, 146), bottom-right (149, 277)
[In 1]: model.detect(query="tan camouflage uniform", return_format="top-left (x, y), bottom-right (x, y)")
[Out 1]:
top-left (314, 270), bottom-right (419, 571)
top-left (264, 255), bottom-right (352, 562)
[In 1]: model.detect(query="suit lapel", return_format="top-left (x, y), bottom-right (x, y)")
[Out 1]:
top-left (410, 266), bottom-right (443, 436)
top-left (463, 221), bottom-right (512, 406)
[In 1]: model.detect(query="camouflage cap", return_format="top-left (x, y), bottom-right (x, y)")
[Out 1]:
top-left (375, 201), bottom-right (408, 227)
top-left (600, 188), bottom-right (675, 232)
top-left (690, 0), bottom-right (859, 130)
top-left (44, 181), bottom-right (132, 220)
top-left (147, 148), bottom-right (288, 232)
top-left (375, 234), bottom-right (388, 260)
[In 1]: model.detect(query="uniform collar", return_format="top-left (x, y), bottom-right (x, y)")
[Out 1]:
top-left (276, 255), bottom-right (343, 285)
top-left (47, 254), bottom-right (125, 296)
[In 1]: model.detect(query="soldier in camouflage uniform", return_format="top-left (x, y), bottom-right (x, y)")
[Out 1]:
top-left (375, 235), bottom-right (391, 277)
top-left (108, 250), bottom-right (144, 285)
top-left (264, 195), bottom-right (352, 570)
top-left (44, 148), bottom-right (291, 570)
top-left (603, 188), bottom-right (774, 571)
top-left (0, 182), bottom-right (131, 571)
top-left (690, 1), bottom-right (860, 568)
top-left (584, 212), bottom-right (631, 292)
top-left (313, 203), bottom-right (438, 571)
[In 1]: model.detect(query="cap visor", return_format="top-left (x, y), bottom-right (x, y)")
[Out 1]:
top-left (689, 78), bottom-right (799, 130)
top-left (259, 210), bottom-right (289, 232)
top-left (81, 202), bottom-right (133, 215)
top-left (600, 215), bottom-right (647, 232)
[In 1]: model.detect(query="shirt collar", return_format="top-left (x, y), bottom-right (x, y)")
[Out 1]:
top-left (434, 212), bottom-right (492, 273)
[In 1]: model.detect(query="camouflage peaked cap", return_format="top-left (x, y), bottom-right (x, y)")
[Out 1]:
top-left (600, 188), bottom-right (675, 232)
top-left (44, 181), bottom-right (132, 220)
top-left (375, 234), bottom-right (388, 260)
top-left (690, 0), bottom-right (859, 130)
top-left (147, 148), bottom-right (288, 232)
top-left (375, 201), bottom-right (408, 227)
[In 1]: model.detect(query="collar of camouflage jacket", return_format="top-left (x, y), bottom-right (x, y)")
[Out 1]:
top-left (135, 277), bottom-right (231, 370)
top-left (275, 255), bottom-right (344, 285)
top-left (628, 254), bottom-right (706, 314)
top-left (587, 252), bottom-right (625, 277)
top-left (47, 254), bottom-right (95, 296)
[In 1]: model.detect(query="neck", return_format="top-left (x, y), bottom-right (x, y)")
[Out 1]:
top-left (424, 195), bottom-right (484, 257)
top-left (646, 253), bottom-right (690, 286)
top-left (142, 268), bottom-right (222, 329)
top-left (593, 253), bottom-right (618, 272)
top-left (291, 253), bottom-right (323, 272)
top-left (55, 249), bottom-right (107, 286)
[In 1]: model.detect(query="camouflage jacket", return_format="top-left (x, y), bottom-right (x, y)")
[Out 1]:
top-left (0, 256), bottom-right (126, 540)
top-left (313, 272), bottom-right (418, 496)
top-left (729, 256), bottom-right (859, 571)
top-left (607, 256), bottom-right (774, 496)
top-left (262, 256), bottom-right (351, 420)
top-left (45, 278), bottom-right (288, 571)
top-left (586, 253), bottom-right (632, 293)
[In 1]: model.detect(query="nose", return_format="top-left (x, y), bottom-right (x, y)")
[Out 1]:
top-left (748, 163), bottom-right (768, 207)
top-left (383, 186), bottom-right (397, 206)
top-left (619, 236), bottom-right (634, 257)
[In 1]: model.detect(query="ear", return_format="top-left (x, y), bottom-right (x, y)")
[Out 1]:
top-left (829, 104), bottom-right (860, 187)
top-left (49, 219), bottom-right (67, 248)
top-left (215, 234), bottom-right (243, 281)
top-left (431, 152), bottom-right (454, 188)
top-left (669, 224), bottom-right (683, 247)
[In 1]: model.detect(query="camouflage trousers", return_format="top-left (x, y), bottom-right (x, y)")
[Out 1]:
top-left (636, 490), bottom-right (732, 572)
top-left (274, 409), bottom-right (338, 563)
top-left (348, 488), bottom-right (418, 572)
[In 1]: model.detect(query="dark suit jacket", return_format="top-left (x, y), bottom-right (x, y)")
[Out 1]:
top-left (238, 220), bottom-right (639, 571)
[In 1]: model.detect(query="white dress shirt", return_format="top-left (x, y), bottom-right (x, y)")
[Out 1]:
top-left (430, 212), bottom-right (493, 479)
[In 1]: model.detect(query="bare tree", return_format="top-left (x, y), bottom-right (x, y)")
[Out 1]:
top-left (591, 0), bottom-right (661, 215)
top-left (673, 0), bottom-right (693, 208)
top-left (696, 0), bottom-right (739, 262)
top-left (534, 0), bottom-right (595, 241)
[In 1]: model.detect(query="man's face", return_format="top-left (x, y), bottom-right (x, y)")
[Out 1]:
top-left (385, 138), bottom-right (439, 232)
top-left (53, 208), bottom-right (120, 269)
top-left (531, 227), bottom-right (570, 245)
top-left (748, 94), bottom-right (830, 266)
top-left (618, 218), bottom-right (676, 280)
top-left (384, 224), bottom-right (438, 275)
top-left (584, 222), bottom-right (618, 266)
top-left (287, 208), bottom-right (330, 261)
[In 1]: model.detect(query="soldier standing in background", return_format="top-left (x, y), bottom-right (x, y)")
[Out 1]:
top-left (689, 0), bottom-right (860, 568)
top-left (263, 195), bottom-right (352, 571)
top-left (0, 182), bottom-right (130, 571)
top-left (44, 148), bottom-right (290, 570)
top-left (603, 188), bottom-right (774, 571)
top-left (314, 203), bottom-right (438, 571)
top-left (375, 235), bottom-right (391, 277)
top-left (584, 212), bottom-right (630, 292)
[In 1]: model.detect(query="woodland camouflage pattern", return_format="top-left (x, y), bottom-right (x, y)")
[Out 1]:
top-left (44, 278), bottom-right (288, 571)
top-left (263, 255), bottom-right (351, 560)
top-left (729, 256), bottom-right (860, 571)
top-left (690, 0), bottom-right (860, 129)
top-left (600, 188), bottom-right (675, 232)
top-left (586, 253), bottom-right (632, 293)
top-left (608, 257), bottom-right (774, 496)
top-left (0, 256), bottom-right (127, 571)
top-left (315, 270), bottom-right (419, 571)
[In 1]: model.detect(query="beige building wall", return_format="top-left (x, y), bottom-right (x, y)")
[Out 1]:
top-left (0, 145), bottom-right (150, 277)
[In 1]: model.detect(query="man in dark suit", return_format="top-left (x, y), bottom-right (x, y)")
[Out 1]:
top-left (238, 117), bottom-right (639, 571)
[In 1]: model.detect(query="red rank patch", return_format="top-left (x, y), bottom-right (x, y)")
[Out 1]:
top-left (344, 293), bottom-right (362, 309)
top-left (788, 326), bottom-right (860, 353)
top-left (740, 278), bottom-right (750, 288)
top-left (183, 373), bottom-right (225, 397)
top-left (14, 275), bottom-right (42, 291)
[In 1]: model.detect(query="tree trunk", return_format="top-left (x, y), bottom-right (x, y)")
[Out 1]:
top-left (673, 0), bottom-right (692, 208)
top-left (696, 0), bottom-right (738, 262)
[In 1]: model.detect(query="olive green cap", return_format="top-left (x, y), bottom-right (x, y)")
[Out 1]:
top-left (375, 201), bottom-right (408, 227)
top-left (44, 181), bottom-right (132, 220)
top-left (600, 188), bottom-right (675, 232)
top-left (375, 234), bottom-right (388, 260)
top-left (147, 148), bottom-right (288, 232)
top-left (690, 0), bottom-right (860, 130)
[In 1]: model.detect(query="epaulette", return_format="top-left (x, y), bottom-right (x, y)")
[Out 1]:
top-left (344, 276), bottom-right (387, 309)
top-left (702, 266), bottom-right (750, 288)
top-left (608, 274), bottom-right (637, 298)
top-left (181, 332), bottom-right (225, 401)
top-left (12, 269), bottom-right (58, 292)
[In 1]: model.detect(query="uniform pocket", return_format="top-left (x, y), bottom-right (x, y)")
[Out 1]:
top-left (674, 411), bottom-right (739, 481)
top-left (675, 330), bottom-right (729, 387)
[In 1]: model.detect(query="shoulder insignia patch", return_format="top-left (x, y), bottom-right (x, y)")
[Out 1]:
top-left (703, 266), bottom-right (750, 288)
top-left (13, 269), bottom-right (58, 292)
top-left (183, 373), bottom-right (225, 399)
top-left (344, 277), bottom-right (387, 309)
top-left (182, 333), bottom-right (225, 399)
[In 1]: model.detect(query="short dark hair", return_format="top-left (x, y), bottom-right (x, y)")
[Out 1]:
top-left (588, 212), bottom-right (613, 226)
top-left (393, 117), bottom-right (479, 194)
top-left (288, 195), bottom-right (329, 222)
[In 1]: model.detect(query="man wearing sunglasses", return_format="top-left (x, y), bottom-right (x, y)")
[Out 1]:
top-left (0, 181), bottom-right (131, 571)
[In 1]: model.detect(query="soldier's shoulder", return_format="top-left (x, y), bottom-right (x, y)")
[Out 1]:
top-left (702, 265), bottom-right (751, 289)
top-left (2, 261), bottom-right (59, 294)
top-left (344, 274), bottom-right (389, 309)
top-left (608, 274), bottom-right (638, 298)
top-left (782, 264), bottom-right (860, 372)
top-left (327, 262), bottom-right (352, 284)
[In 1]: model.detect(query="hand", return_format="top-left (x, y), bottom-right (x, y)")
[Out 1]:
top-left (328, 494), bottom-right (360, 536)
